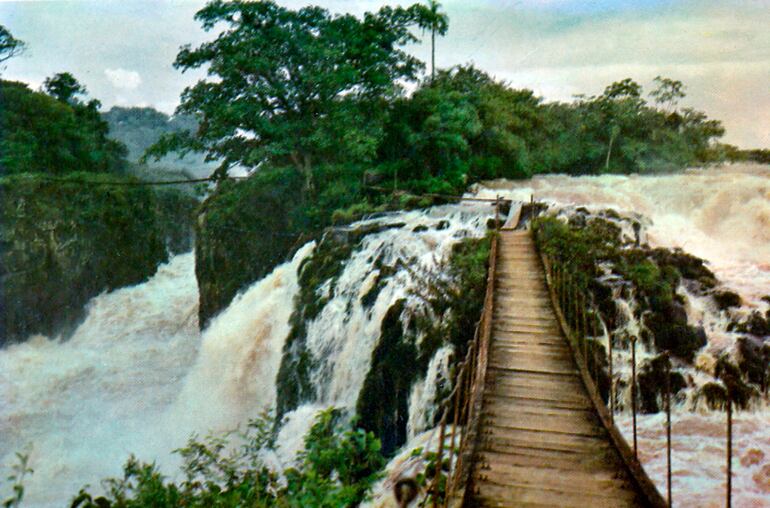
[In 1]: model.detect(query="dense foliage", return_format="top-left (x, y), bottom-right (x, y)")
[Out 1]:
top-left (148, 0), bottom-right (443, 187)
top-left (0, 173), bottom-right (168, 344)
top-left (0, 79), bottom-right (127, 175)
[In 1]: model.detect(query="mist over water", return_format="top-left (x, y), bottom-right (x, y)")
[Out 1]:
top-left (1, 165), bottom-right (768, 506)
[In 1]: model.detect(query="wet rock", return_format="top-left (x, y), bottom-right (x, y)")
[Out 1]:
top-left (712, 290), bottom-right (742, 310)
top-left (714, 356), bottom-right (760, 409)
top-left (637, 354), bottom-right (687, 413)
top-left (412, 224), bottom-right (429, 233)
top-left (740, 311), bottom-right (770, 337)
top-left (435, 220), bottom-right (450, 231)
top-left (736, 337), bottom-right (769, 387)
top-left (698, 382), bottom-right (728, 410)
top-left (650, 247), bottom-right (715, 283)
top-left (356, 300), bottom-right (419, 456)
top-left (644, 303), bottom-right (707, 362)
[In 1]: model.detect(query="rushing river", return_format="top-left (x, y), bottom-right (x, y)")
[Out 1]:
top-left (1, 164), bottom-right (768, 506)
top-left (472, 163), bottom-right (770, 507)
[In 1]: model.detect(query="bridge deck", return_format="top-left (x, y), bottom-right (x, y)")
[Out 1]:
top-left (467, 229), bottom-right (648, 507)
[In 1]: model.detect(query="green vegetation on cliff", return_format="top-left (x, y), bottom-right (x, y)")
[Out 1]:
top-left (0, 78), bottom-right (127, 176)
top-left (533, 213), bottom-right (764, 412)
top-left (0, 65), bottom-right (199, 344)
top-left (0, 173), bottom-right (168, 344)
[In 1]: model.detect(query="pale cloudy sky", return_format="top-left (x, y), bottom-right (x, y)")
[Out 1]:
top-left (1, 0), bottom-right (768, 147)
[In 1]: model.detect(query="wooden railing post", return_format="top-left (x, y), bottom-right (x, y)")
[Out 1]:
top-left (726, 391), bottom-right (732, 508)
top-left (631, 335), bottom-right (638, 459)
top-left (608, 323), bottom-right (614, 422)
top-left (664, 352), bottom-right (672, 507)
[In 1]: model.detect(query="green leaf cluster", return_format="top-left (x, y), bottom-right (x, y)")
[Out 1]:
top-left (0, 79), bottom-right (127, 176)
top-left (66, 410), bottom-right (383, 508)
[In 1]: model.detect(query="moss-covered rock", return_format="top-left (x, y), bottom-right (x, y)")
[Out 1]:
top-left (735, 337), bottom-right (769, 389)
top-left (275, 226), bottom-right (367, 422)
top-left (712, 290), bottom-right (742, 311)
top-left (356, 300), bottom-right (419, 456)
top-left (194, 169), bottom-right (310, 328)
top-left (637, 354), bottom-right (687, 413)
top-left (0, 173), bottom-right (167, 344)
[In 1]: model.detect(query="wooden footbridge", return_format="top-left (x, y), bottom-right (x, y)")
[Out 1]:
top-left (423, 204), bottom-right (667, 508)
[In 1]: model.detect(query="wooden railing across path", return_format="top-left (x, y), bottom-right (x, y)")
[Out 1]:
top-left (423, 199), bottom-right (667, 507)
top-left (463, 229), bottom-right (663, 507)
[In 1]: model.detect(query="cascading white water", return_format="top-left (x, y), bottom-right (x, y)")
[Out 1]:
top-left (473, 163), bottom-right (770, 506)
top-left (0, 203), bottom-right (492, 506)
top-left (275, 204), bottom-right (491, 458)
top-left (2, 164), bottom-right (767, 506)
top-left (0, 245), bottom-right (314, 506)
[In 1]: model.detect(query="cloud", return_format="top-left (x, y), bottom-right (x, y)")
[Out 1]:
top-left (104, 68), bottom-right (142, 90)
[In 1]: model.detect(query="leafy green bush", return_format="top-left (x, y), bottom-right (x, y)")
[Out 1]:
top-left (66, 409), bottom-right (383, 508)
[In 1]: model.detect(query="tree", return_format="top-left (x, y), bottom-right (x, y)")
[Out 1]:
top-left (419, 1), bottom-right (449, 80)
top-left (0, 25), bottom-right (25, 68)
top-left (43, 72), bottom-right (87, 104)
top-left (149, 0), bottom-right (437, 191)
top-left (650, 76), bottom-right (685, 114)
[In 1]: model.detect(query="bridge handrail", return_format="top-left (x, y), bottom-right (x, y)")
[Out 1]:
top-left (534, 240), bottom-right (668, 508)
top-left (422, 198), bottom-right (502, 508)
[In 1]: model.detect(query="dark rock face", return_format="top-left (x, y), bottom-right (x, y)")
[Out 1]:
top-left (712, 290), bottom-right (742, 310)
top-left (194, 172), bottom-right (307, 329)
top-left (637, 354), bottom-right (686, 413)
top-left (356, 300), bottom-right (419, 456)
top-left (736, 337), bottom-right (770, 389)
top-left (0, 174), bottom-right (168, 345)
top-left (643, 304), bottom-right (707, 362)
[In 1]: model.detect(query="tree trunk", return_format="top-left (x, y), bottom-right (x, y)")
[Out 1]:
top-left (290, 151), bottom-right (314, 195)
top-left (302, 153), bottom-right (314, 194)
top-left (605, 131), bottom-right (617, 171)
top-left (431, 28), bottom-right (436, 80)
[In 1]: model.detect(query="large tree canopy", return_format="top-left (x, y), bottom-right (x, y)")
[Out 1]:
top-left (0, 25), bottom-right (25, 68)
top-left (150, 0), bottom-right (440, 189)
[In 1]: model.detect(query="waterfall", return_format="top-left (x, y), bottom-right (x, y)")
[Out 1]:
top-left (471, 163), bottom-right (770, 506)
top-left (0, 203), bottom-right (492, 506)
top-left (2, 164), bottom-right (768, 506)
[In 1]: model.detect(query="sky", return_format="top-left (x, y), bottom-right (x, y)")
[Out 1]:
top-left (1, 0), bottom-right (768, 148)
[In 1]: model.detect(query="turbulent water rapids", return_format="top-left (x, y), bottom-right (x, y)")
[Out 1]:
top-left (1, 164), bottom-right (768, 507)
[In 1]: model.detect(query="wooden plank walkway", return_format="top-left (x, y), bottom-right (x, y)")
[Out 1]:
top-left (467, 230), bottom-right (648, 507)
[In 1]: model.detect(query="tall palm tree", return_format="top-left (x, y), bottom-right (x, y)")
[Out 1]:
top-left (421, 1), bottom-right (449, 80)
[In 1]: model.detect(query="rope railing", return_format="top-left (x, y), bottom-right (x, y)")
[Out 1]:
top-left (420, 197), bottom-right (502, 508)
top-left (534, 223), bottom-right (741, 508)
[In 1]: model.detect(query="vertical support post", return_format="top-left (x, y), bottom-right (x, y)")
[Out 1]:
top-left (433, 412), bottom-right (447, 508)
top-left (446, 365), bottom-right (463, 497)
top-left (631, 336), bottom-right (638, 459)
top-left (665, 352), bottom-right (672, 507)
top-left (726, 391), bottom-right (732, 508)
top-left (608, 323), bottom-right (614, 422)
top-left (495, 196), bottom-right (500, 231)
